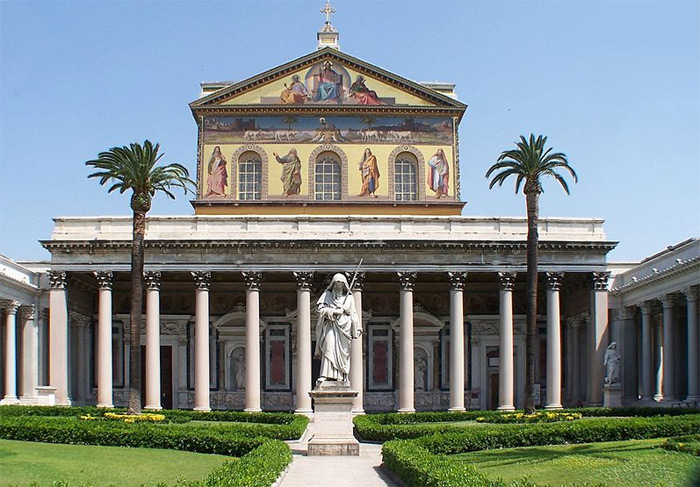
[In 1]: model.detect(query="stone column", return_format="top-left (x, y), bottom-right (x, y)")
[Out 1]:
top-left (639, 302), bottom-right (654, 401)
top-left (243, 271), bottom-right (263, 413)
top-left (144, 271), bottom-right (162, 410)
top-left (397, 272), bottom-right (417, 413)
top-left (94, 271), bottom-right (114, 408)
top-left (192, 271), bottom-right (211, 411)
top-left (683, 287), bottom-right (699, 402)
top-left (48, 271), bottom-right (71, 405)
top-left (72, 313), bottom-right (90, 404)
top-left (661, 295), bottom-right (676, 402)
top-left (654, 314), bottom-right (664, 402)
top-left (1, 301), bottom-right (20, 404)
top-left (448, 272), bottom-right (467, 412)
top-left (497, 272), bottom-right (516, 411)
top-left (566, 315), bottom-right (584, 405)
top-left (588, 272), bottom-right (610, 406)
top-left (545, 272), bottom-right (564, 409)
top-left (349, 272), bottom-right (365, 414)
top-left (20, 305), bottom-right (39, 402)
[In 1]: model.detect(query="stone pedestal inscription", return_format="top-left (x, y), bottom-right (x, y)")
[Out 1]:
top-left (307, 381), bottom-right (359, 456)
top-left (603, 383), bottom-right (622, 408)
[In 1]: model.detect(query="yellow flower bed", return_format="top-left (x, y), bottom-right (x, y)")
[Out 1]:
top-left (476, 411), bottom-right (582, 423)
top-left (79, 412), bottom-right (166, 423)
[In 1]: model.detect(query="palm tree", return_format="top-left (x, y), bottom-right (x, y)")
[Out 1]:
top-left (281, 115), bottom-right (298, 131)
top-left (485, 134), bottom-right (577, 414)
top-left (86, 140), bottom-right (195, 414)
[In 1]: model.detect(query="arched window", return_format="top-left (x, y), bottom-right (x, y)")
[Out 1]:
top-left (238, 151), bottom-right (262, 200)
top-left (314, 151), bottom-right (341, 201)
top-left (394, 152), bottom-right (418, 201)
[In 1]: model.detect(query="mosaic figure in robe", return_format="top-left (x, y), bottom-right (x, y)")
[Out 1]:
top-left (349, 75), bottom-right (383, 105)
top-left (206, 146), bottom-right (228, 197)
top-left (313, 62), bottom-right (342, 103)
top-left (357, 148), bottom-right (380, 197)
top-left (428, 148), bottom-right (449, 198)
top-left (280, 75), bottom-right (310, 104)
top-left (274, 148), bottom-right (302, 195)
top-left (315, 273), bottom-right (361, 382)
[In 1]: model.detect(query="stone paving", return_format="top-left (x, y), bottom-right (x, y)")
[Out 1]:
top-left (279, 422), bottom-right (400, 487)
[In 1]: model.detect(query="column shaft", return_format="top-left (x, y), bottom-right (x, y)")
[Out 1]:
top-left (448, 271), bottom-right (467, 412)
top-left (640, 304), bottom-right (653, 401)
top-left (654, 320), bottom-right (663, 401)
top-left (193, 272), bottom-right (211, 411)
top-left (588, 272), bottom-right (609, 406)
top-left (295, 282), bottom-right (312, 414)
top-left (350, 277), bottom-right (365, 414)
top-left (20, 307), bottom-right (39, 401)
top-left (95, 271), bottom-right (114, 408)
top-left (661, 297), bottom-right (675, 401)
top-left (2, 303), bottom-right (19, 404)
top-left (49, 272), bottom-right (70, 405)
top-left (498, 283), bottom-right (515, 411)
top-left (245, 274), bottom-right (262, 413)
top-left (145, 272), bottom-right (162, 410)
top-left (684, 288), bottom-right (699, 402)
top-left (545, 274), bottom-right (563, 409)
top-left (398, 273), bottom-right (416, 413)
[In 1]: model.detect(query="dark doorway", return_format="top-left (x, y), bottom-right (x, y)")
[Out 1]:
top-left (141, 346), bottom-right (173, 409)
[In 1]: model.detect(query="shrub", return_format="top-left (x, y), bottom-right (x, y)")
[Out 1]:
top-left (660, 434), bottom-right (700, 456)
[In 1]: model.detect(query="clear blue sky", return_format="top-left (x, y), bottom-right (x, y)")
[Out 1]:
top-left (1, 0), bottom-right (698, 263)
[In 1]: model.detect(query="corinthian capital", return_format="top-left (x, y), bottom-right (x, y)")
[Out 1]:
top-left (144, 271), bottom-right (162, 290)
top-left (498, 272), bottom-right (516, 291)
top-left (192, 271), bottom-right (211, 290)
top-left (546, 272), bottom-right (565, 291)
top-left (591, 272), bottom-right (611, 291)
top-left (48, 270), bottom-right (67, 289)
top-left (397, 272), bottom-right (417, 291)
top-left (448, 271), bottom-right (468, 291)
top-left (242, 271), bottom-right (263, 291)
top-left (294, 271), bottom-right (314, 291)
top-left (20, 304), bottom-right (36, 321)
top-left (682, 286), bottom-right (698, 302)
top-left (2, 300), bottom-right (20, 315)
top-left (94, 270), bottom-right (114, 290)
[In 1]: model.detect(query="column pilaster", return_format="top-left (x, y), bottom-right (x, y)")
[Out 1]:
top-left (94, 271), bottom-right (114, 408)
top-left (20, 305), bottom-right (39, 402)
top-left (397, 272), bottom-right (416, 413)
top-left (243, 271), bottom-right (263, 413)
top-left (1, 301), bottom-right (20, 404)
top-left (497, 272), bottom-right (516, 411)
top-left (447, 272), bottom-right (467, 412)
top-left (48, 271), bottom-right (71, 405)
top-left (588, 271), bottom-right (610, 406)
top-left (639, 301), bottom-right (654, 401)
top-left (192, 271), bottom-right (211, 411)
top-left (545, 272), bottom-right (564, 409)
top-left (682, 287), bottom-right (699, 402)
top-left (348, 272), bottom-right (365, 414)
top-left (144, 271), bottom-right (162, 410)
top-left (661, 294), bottom-right (676, 401)
top-left (71, 313), bottom-right (91, 404)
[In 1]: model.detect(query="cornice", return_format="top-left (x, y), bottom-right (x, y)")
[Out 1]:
top-left (610, 256), bottom-right (700, 295)
top-left (0, 272), bottom-right (41, 296)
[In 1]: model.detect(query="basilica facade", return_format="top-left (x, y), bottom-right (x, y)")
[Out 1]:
top-left (1, 21), bottom-right (697, 413)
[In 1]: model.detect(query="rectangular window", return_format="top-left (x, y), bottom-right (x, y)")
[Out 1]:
top-left (238, 158), bottom-right (262, 200)
top-left (394, 157), bottom-right (417, 201)
top-left (368, 323), bottom-right (393, 390)
top-left (265, 323), bottom-right (291, 391)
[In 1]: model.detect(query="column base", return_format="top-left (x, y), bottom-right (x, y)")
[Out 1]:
top-left (448, 406), bottom-right (466, 413)
top-left (0, 396), bottom-right (19, 405)
top-left (96, 403), bottom-right (114, 408)
top-left (397, 407), bottom-right (416, 413)
top-left (544, 403), bottom-right (563, 410)
top-left (245, 407), bottom-right (263, 413)
top-left (144, 405), bottom-right (163, 411)
top-left (497, 405), bottom-right (515, 411)
top-left (653, 394), bottom-right (664, 402)
top-left (351, 408), bottom-right (366, 416)
top-left (193, 406), bottom-right (211, 412)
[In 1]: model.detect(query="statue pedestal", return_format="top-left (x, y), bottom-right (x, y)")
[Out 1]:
top-left (603, 383), bottom-right (622, 408)
top-left (307, 380), bottom-right (359, 456)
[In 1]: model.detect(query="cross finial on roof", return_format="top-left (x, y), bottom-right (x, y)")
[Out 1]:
top-left (321, 1), bottom-right (335, 25)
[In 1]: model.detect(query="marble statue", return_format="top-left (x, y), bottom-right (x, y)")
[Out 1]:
top-left (315, 273), bottom-right (361, 383)
top-left (604, 341), bottom-right (621, 384)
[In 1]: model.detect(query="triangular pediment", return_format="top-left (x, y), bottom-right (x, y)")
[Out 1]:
top-left (190, 48), bottom-right (466, 112)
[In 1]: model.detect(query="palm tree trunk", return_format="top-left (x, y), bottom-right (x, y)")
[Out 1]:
top-left (524, 189), bottom-right (539, 414)
top-left (127, 210), bottom-right (146, 414)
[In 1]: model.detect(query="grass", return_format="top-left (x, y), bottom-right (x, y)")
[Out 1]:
top-left (452, 438), bottom-right (700, 487)
top-left (0, 439), bottom-right (230, 487)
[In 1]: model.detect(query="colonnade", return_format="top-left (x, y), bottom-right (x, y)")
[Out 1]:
top-left (0, 300), bottom-right (40, 405)
top-left (2, 269), bottom-right (614, 411)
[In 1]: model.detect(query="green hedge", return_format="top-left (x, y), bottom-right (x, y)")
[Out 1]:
top-left (0, 406), bottom-right (308, 441)
top-left (355, 408), bottom-right (700, 441)
top-left (381, 415), bottom-right (700, 487)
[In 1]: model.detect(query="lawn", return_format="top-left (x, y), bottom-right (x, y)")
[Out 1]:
top-left (0, 439), bottom-right (230, 487)
top-left (453, 438), bottom-right (699, 487)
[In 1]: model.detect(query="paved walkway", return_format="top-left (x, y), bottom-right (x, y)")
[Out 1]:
top-left (280, 423), bottom-right (400, 487)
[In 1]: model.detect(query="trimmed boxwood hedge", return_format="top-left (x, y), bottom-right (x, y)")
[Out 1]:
top-left (381, 414), bottom-right (700, 487)
top-left (0, 405), bottom-right (308, 441)
top-left (354, 407), bottom-right (700, 441)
